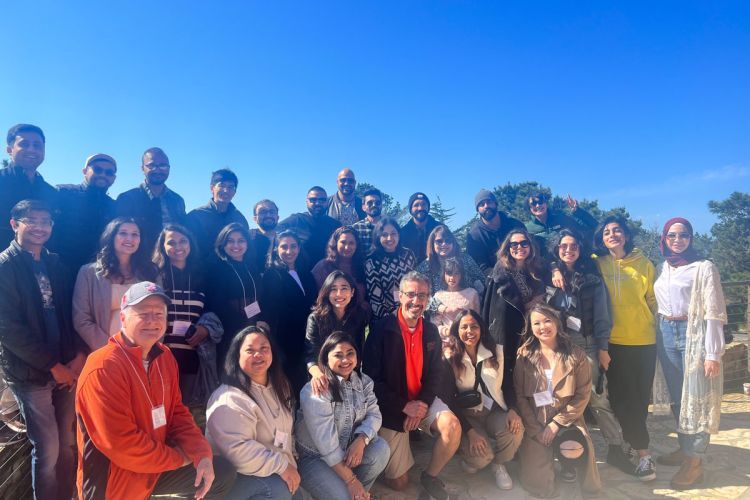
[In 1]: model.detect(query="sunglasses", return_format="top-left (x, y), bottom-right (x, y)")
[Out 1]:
top-left (666, 232), bottom-right (691, 240)
top-left (509, 240), bottom-right (531, 249)
top-left (91, 165), bottom-right (116, 176)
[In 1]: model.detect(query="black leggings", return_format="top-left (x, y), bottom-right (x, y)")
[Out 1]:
top-left (606, 343), bottom-right (656, 450)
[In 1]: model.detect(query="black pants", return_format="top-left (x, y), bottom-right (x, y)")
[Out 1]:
top-left (606, 343), bottom-right (656, 450)
top-left (151, 455), bottom-right (236, 499)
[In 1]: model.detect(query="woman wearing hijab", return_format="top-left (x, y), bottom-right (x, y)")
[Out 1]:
top-left (653, 217), bottom-right (727, 489)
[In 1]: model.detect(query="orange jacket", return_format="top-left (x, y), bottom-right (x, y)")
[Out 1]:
top-left (76, 332), bottom-right (212, 499)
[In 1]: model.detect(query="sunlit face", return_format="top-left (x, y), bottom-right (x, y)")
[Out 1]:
top-left (114, 223), bottom-right (141, 257)
top-left (411, 199), bottom-right (429, 222)
top-left (530, 311), bottom-right (558, 344)
top-left (444, 272), bottom-right (461, 291)
top-left (141, 150), bottom-right (170, 185)
top-left (120, 296), bottom-right (168, 351)
top-left (328, 277), bottom-right (354, 309)
top-left (399, 279), bottom-right (430, 321)
top-left (528, 197), bottom-right (547, 218)
top-left (239, 333), bottom-right (272, 381)
top-left (7, 131), bottom-right (45, 170)
top-left (164, 230), bottom-right (190, 265)
top-left (277, 236), bottom-right (300, 267)
top-left (211, 181), bottom-right (237, 205)
top-left (336, 232), bottom-right (357, 259)
top-left (477, 199), bottom-right (497, 221)
top-left (509, 233), bottom-right (531, 262)
top-left (11, 209), bottom-right (53, 249)
top-left (254, 202), bottom-right (279, 232)
top-left (458, 314), bottom-right (481, 348)
top-left (602, 222), bottom-right (627, 253)
top-left (558, 235), bottom-right (580, 267)
top-left (306, 189), bottom-right (328, 217)
top-left (379, 224), bottom-right (399, 253)
top-left (362, 195), bottom-right (382, 218)
top-left (337, 171), bottom-right (356, 196)
top-left (224, 230), bottom-right (248, 262)
top-left (84, 159), bottom-right (117, 190)
top-left (433, 232), bottom-right (454, 258)
top-left (327, 341), bottom-right (357, 379)
top-left (665, 223), bottom-right (691, 254)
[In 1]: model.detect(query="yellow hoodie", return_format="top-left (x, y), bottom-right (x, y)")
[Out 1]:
top-left (594, 248), bottom-right (657, 346)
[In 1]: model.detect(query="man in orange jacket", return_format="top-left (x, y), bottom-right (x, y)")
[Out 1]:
top-left (75, 281), bottom-right (235, 499)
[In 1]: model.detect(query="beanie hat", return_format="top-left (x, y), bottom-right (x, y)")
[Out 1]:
top-left (474, 189), bottom-right (496, 209)
top-left (408, 192), bottom-right (430, 211)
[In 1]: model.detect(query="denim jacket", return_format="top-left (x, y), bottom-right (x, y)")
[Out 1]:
top-left (295, 371), bottom-right (382, 467)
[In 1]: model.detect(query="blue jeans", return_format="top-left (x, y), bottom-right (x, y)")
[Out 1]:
top-left (657, 317), bottom-right (710, 456)
top-left (226, 472), bottom-right (302, 500)
top-left (298, 436), bottom-right (390, 500)
top-left (9, 381), bottom-right (76, 500)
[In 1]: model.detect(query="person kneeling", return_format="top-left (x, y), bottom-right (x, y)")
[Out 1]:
top-left (296, 332), bottom-right (390, 499)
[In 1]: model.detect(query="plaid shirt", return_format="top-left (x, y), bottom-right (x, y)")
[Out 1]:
top-left (352, 219), bottom-right (375, 252)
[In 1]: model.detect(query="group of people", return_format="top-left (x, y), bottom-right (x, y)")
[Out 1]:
top-left (0, 122), bottom-right (728, 499)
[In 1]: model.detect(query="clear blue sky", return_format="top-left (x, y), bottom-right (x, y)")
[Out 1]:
top-left (3, 1), bottom-right (748, 233)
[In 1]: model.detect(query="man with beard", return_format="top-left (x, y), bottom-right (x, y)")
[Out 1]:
top-left (327, 168), bottom-right (364, 225)
top-left (278, 186), bottom-right (341, 269)
top-left (51, 154), bottom-right (117, 275)
top-left (400, 192), bottom-right (439, 264)
top-left (249, 199), bottom-right (279, 272)
top-left (352, 187), bottom-right (383, 251)
top-left (466, 189), bottom-right (524, 275)
top-left (0, 124), bottom-right (58, 246)
top-left (116, 147), bottom-right (186, 252)
top-left (524, 191), bottom-right (597, 247)
top-left (186, 169), bottom-right (249, 265)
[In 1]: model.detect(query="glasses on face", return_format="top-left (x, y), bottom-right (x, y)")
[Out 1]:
top-left (16, 218), bottom-right (54, 228)
top-left (364, 200), bottom-right (382, 207)
top-left (256, 208), bottom-right (278, 217)
top-left (400, 291), bottom-right (429, 301)
top-left (529, 199), bottom-right (546, 207)
top-left (559, 243), bottom-right (579, 251)
top-left (144, 163), bottom-right (170, 171)
top-left (307, 197), bottom-right (327, 204)
top-left (434, 238), bottom-right (453, 247)
top-left (91, 165), bottom-right (116, 176)
top-left (339, 178), bottom-right (355, 185)
top-left (509, 240), bottom-right (530, 250)
top-left (666, 232), bottom-right (691, 240)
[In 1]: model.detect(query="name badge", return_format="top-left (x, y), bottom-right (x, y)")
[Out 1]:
top-left (533, 391), bottom-right (554, 407)
top-left (274, 429), bottom-right (290, 450)
top-left (392, 288), bottom-right (400, 303)
top-left (152, 405), bottom-right (167, 429)
top-left (244, 301), bottom-right (261, 319)
top-left (566, 316), bottom-right (582, 332)
top-left (172, 321), bottom-right (192, 336)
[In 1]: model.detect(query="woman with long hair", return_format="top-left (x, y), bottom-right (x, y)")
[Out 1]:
top-left (444, 310), bottom-right (523, 491)
top-left (363, 217), bottom-right (416, 320)
top-left (513, 304), bottom-right (602, 497)
top-left (206, 325), bottom-right (300, 499)
top-left (295, 332), bottom-right (390, 500)
top-left (653, 217), bottom-right (727, 489)
top-left (311, 226), bottom-right (367, 303)
top-left (260, 230), bottom-right (317, 394)
top-left (73, 217), bottom-right (156, 350)
top-left (593, 215), bottom-right (657, 481)
top-left (305, 270), bottom-right (370, 396)
top-left (205, 223), bottom-right (264, 369)
top-left (430, 258), bottom-right (480, 340)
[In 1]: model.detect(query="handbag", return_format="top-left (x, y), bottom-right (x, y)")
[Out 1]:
top-left (454, 361), bottom-right (486, 409)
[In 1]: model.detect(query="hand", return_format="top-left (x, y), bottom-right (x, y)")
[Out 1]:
top-left (66, 352), bottom-right (87, 376)
top-left (309, 365), bottom-right (329, 396)
top-left (403, 415), bottom-right (421, 432)
top-left (551, 269), bottom-right (565, 289)
top-left (193, 457), bottom-right (215, 500)
top-left (704, 360), bottom-right (720, 378)
top-left (344, 436), bottom-right (366, 468)
top-left (50, 363), bottom-right (77, 390)
top-left (346, 476), bottom-right (369, 500)
top-left (506, 409), bottom-right (523, 434)
top-left (186, 325), bottom-right (209, 347)
top-left (466, 428), bottom-right (489, 457)
top-left (540, 421), bottom-right (559, 446)
top-left (566, 194), bottom-right (578, 212)
top-left (175, 446), bottom-right (191, 466)
top-left (279, 462), bottom-right (301, 494)
top-left (403, 400), bottom-right (428, 419)
top-left (598, 350), bottom-right (611, 372)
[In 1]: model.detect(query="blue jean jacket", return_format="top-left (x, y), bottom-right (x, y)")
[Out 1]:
top-left (295, 371), bottom-right (382, 467)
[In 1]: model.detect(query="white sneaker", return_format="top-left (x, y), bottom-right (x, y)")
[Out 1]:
top-left (492, 463), bottom-right (513, 490)
top-left (460, 460), bottom-right (478, 474)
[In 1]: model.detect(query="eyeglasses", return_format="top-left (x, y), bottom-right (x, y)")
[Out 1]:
top-left (559, 243), bottom-right (579, 251)
top-left (16, 218), bottom-right (54, 228)
top-left (666, 232), bottom-right (691, 240)
top-left (509, 240), bottom-right (530, 249)
top-left (91, 165), bottom-right (116, 176)
top-left (307, 197), bottom-right (328, 204)
top-left (529, 199), bottom-right (546, 207)
top-left (434, 238), bottom-right (453, 246)
top-left (256, 208), bottom-right (278, 217)
top-left (400, 291), bottom-right (430, 301)
top-left (364, 200), bottom-right (381, 206)
top-left (144, 163), bottom-right (170, 171)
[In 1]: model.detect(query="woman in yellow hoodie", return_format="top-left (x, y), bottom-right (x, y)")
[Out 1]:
top-left (593, 215), bottom-right (657, 482)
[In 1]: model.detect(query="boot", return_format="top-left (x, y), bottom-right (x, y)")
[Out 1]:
top-left (670, 456), bottom-right (703, 490)
top-left (656, 448), bottom-right (686, 466)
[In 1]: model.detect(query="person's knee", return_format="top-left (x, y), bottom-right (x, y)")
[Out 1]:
top-left (209, 455), bottom-right (237, 494)
top-left (384, 473), bottom-right (409, 491)
top-left (436, 412), bottom-right (461, 443)
top-left (369, 437), bottom-right (392, 469)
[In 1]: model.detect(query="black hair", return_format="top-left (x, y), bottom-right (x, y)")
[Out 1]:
top-left (526, 191), bottom-right (549, 208)
top-left (6, 124), bottom-right (45, 145)
top-left (253, 199), bottom-right (278, 215)
top-left (214, 222), bottom-right (252, 261)
top-left (270, 230), bottom-right (302, 270)
top-left (96, 217), bottom-right (157, 282)
top-left (441, 257), bottom-right (467, 289)
top-left (153, 224), bottom-right (200, 271)
top-left (361, 188), bottom-right (382, 200)
top-left (425, 224), bottom-right (463, 276)
top-left (10, 199), bottom-right (52, 220)
top-left (317, 331), bottom-right (360, 403)
top-left (210, 168), bottom-right (238, 187)
top-left (519, 303), bottom-right (574, 365)
top-left (307, 186), bottom-right (327, 196)
top-left (324, 227), bottom-right (365, 281)
top-left (548, 228), bottom-right (598, 281)
top-left (370, 216), bottom-right (402, 255)
top-left (142, 147), bottom-right (167, 162)
top-left (446, 310), bottom-right (499, 375)
top-left (593, 215), bottom-right (635, 256)
top-left (311, 270), bottom-right (361, 335)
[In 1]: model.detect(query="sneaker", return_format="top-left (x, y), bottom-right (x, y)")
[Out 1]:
top-left (635, 456), bottom-right (656, 482)
top-left (656, 448), bottom-right (686, 467)
top-left (607, 446), bottom-right (636, 476)
top-left (491, 463), bottom-right (513, 490)
top-left (560, 464), bottom-right (577, 483)
top-left (420, 471), bottom-right (449, 500)
top-left (460, 460), bottom-right (478, 474)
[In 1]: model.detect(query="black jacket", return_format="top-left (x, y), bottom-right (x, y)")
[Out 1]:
top-left (304, 304), bottom-right (371, 368)
top-left (0, 242), bottom-right (84, 385)
top-left (185, 200), bottom-right (249, 265)
top-left (466, 213), bottom-right (525, 275)
top-left (400, 215), bottom-right (440, 264)
top-left (116, 184), bottom-right (186, 254)
top-left (0, 165), bottom-right (58, 247)
top-left (49, 182), bottom-right (115, 275)
top-left (363, 312), bottom-right (447, 432)
top-left (277, 212), bottom-right (341, 269)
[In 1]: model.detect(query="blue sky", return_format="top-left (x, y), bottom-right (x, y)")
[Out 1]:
top-left (3, 1), bottom-right (748, 233)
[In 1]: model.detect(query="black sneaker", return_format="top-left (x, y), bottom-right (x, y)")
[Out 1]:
top-left (560, 464), bottom-right (577, 483)
top-left (607, 446), bottom-right (636, 476)
top-left (420, 471), bottom-right (449, 500)
top-left (634, 456), bottom-right (656, 482)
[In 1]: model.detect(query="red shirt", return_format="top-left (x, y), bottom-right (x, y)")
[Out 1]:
top-left (397, 307), bottom-right (424, 400)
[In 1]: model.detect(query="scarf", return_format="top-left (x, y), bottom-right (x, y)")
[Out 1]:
top-left (660, 217), bottom-right (701, 268)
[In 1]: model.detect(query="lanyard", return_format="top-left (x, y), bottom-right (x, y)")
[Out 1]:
top-left (169, 265), bottom-right (192, 319)
top-left (115, 338), bottom-right (165, 409)
top-left (229, 261), bottom-right (257, 307)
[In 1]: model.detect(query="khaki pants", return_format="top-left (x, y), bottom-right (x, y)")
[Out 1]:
top-left (459, 406), bottom-right (523, 470)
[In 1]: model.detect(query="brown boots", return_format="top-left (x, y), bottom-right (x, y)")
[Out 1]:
top-left (670, 456), bottom-right (703, 490)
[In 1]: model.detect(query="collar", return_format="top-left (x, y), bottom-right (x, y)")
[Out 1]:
top-left (209, 199), bottom-right (236, 213)
top-left (397, 307), bottom-right (422, 334)
top-left (112, 331), bottom-right (165, 362)
top-left (7, 164), bottom-right (45, 182)
top-left (141, 182), bottom-right (171, 200)
top-left (10, 240), bottom-right (46, 260)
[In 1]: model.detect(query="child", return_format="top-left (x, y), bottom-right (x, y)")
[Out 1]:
top-left (431, 258), bottom-right (480, 341)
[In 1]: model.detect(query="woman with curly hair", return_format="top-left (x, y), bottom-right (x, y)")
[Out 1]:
top-left (311, 226), bottom-right (367, 303)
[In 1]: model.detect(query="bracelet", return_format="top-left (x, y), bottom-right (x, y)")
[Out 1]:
top-left (346, 475), bottom-right (357, 485)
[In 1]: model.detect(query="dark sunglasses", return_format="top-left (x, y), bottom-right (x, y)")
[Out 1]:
top-left (91, 165), bottom-right (116, 176)
top-left (509, 240), bottom-right (531, 249)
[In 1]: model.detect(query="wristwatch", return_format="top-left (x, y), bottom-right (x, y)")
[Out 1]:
top-left (355, 433), bottom-right (370, 446)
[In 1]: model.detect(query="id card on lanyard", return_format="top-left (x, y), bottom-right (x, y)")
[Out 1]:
top-left (115, 339), bottom-right (167, 430)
